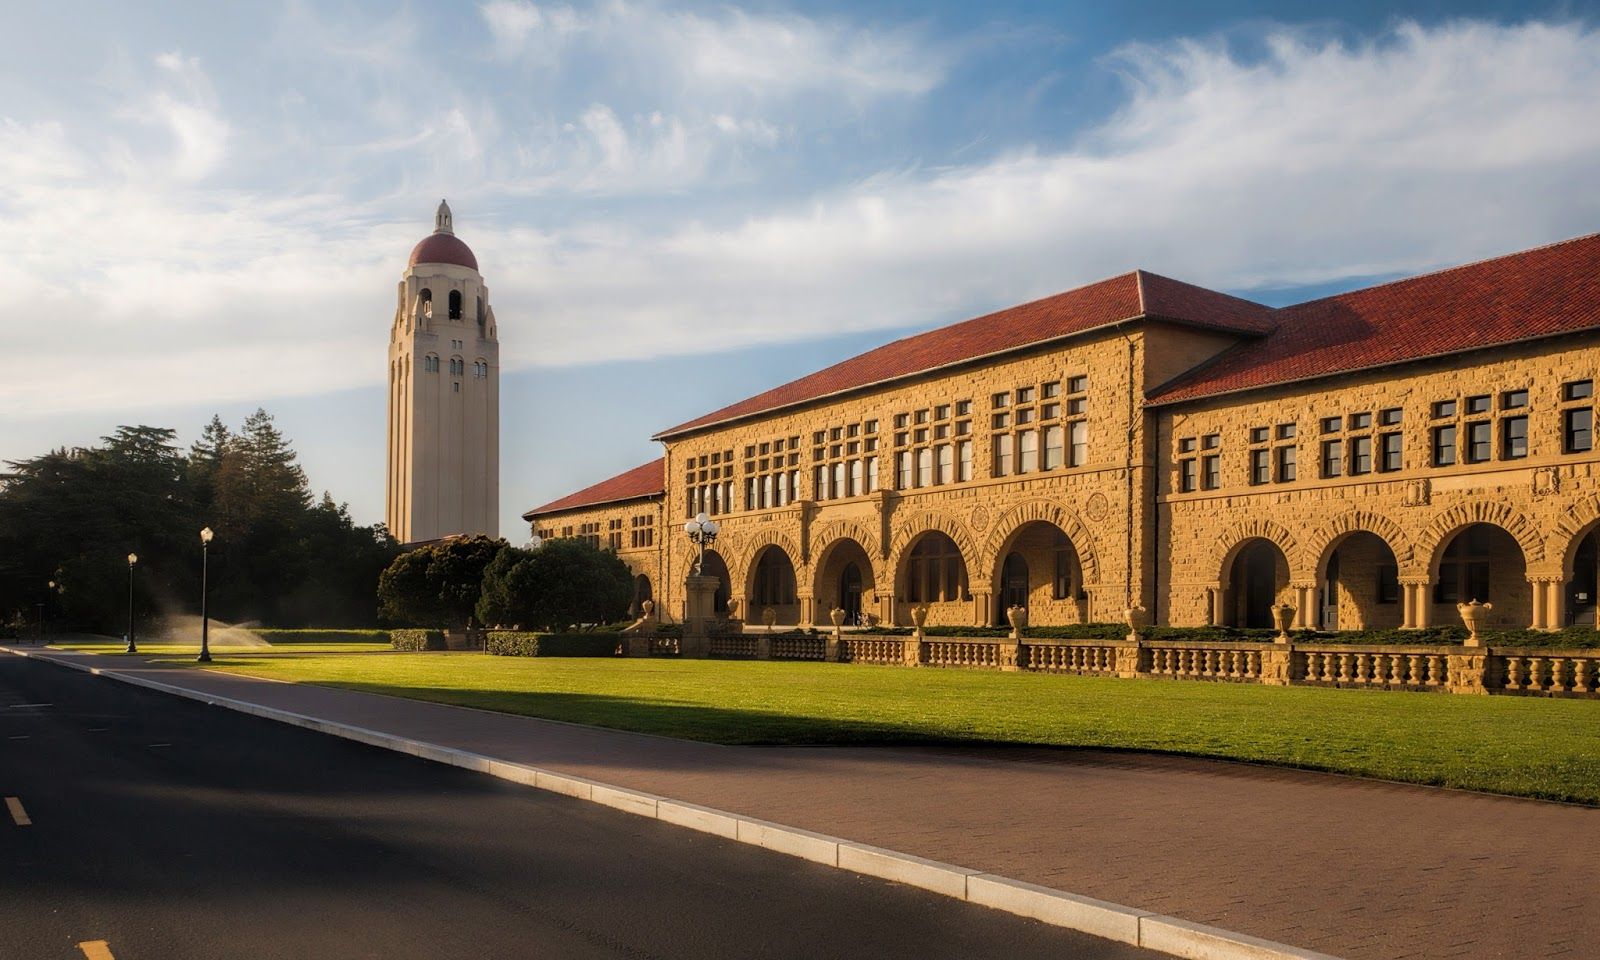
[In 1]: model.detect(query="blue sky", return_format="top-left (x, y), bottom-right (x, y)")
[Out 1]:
top-left (4, 1), bottom-right (1600, 537)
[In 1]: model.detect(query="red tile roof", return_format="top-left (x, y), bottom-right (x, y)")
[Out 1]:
top-left (523, 458), bottom-right (664, 519)
top-left (1150, 233), bottom-right (1600, 404)
top-left (653, 271), bottom-right (1276, 438)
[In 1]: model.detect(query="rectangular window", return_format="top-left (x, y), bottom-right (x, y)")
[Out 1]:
top-left (957, 441), bottom-right (972, 482)
top-left (1322, 416), bottom-right (1342, 433)
top-left (1202, 433), bottom-right (1220, 450)
top-left (1350, 412), bottom-right (1372, 430)
top-left (1380, 432), bottom-right (1402, 471)
top-left (1466, 421), bottom-right (1492, 462)
top-left (833, 462), bottom-right (846, 498)
top-left (1566, 407), bottom-right (1594, 453)
top-left (1466, 395), bottom-right (1491, 415)
top-left (1041, 402), bottom-right (1060, 420)
top-left (896, 453), bottom-right (911, 490)
top-left (916, 448), bottom-right (932, 488)
top-left (1351, 436), bottom-right (1372, 475)
top-left (1016, 408), bottom-right (1034, 425)
top-left (1249, 426), bottom-right (1269, 444)
top-left (1066, 397), bottom-right (1086, 416)
top-left (1502, 389), bottom-right (1528, 409)
top-left (992, 413), bottom-right (1010, 429)
top-left (1017, 386), bottom-right (1035, 404)
top-left (1042, 381), bottom-right (1060, 398)
top-left (1069, 421), bottom-right (1088, 467)
top-left (1250, 448), bottom-right (1270, 485)
top-left (849, 459), bottom-right (863, 496)
top-left (1433, 424), bottom-right (1457, 466)
top-left (1322, 440), bottom-right (1344, 477)
top-left (1433, 400), bottom-right (1457, 418)
top-left (1277, 445), bottom-right (1296, 482)
top-left (993, 434), bottom-right (1013, 477)
top-left (1018, 430), bottom-right (1039, 473)
top-left (1067, 375), bottom-right (1087, 393)
top-left (1178, 437), bottom-right (1196, 453)
top-left (992, 392), bottom-right (1009, 408)
top-left (1376, 564), bottom-right (1400, 604)
top-left (1277, 423), bottom-right (1297, 440)
top-left (956, 400), bottom-right (972, 416)
top-left (1042, 425), bottom-right (1064, 469)
top-left (936, 445), bottom-right (953, 484)
top-left (1379, 408), bottom-right (1403, 426)
top-left (1202, 454), bottom-right (1220, 490)
top-left (866, 458), bottom-right (878, 492)
top-left (1564, 380), bottom-right (1594, 401)
top-left (1502, 415), bottom-right (1528, 459)
top-left (1179, 459), bottom-right (1197, 493)
top-left (934, 404), bottom-right (950, 420)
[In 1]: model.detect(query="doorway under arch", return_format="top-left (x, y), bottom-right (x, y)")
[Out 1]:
top-left (1223, 538), bottom-right (1289, 628)
top-left (1317, 531), bottom-right (1402, 631)
top-left (1429, 523), bottom-right (1528, 630)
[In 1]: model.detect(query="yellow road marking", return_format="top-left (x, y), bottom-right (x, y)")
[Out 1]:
top-left (78, 941), bottom-right (116, 960)
top-left (5, 796), bottom-right (29, 826)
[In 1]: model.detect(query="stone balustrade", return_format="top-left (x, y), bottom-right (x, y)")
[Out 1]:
top-left (708, 635), bottom-right (759, 658)
top-left (771, 635), bottom-right (827, 661)
top-left (1021, 639), bottom-right (1121, 675)
top-left (1297, 645), bottom-right (1449, 690)
top-left (924, 639), bottom-right (1000, 669)
top-left (840, 636), bottom-right (904, 665)
top-left (1495, 648), bottom-right (1600, 696)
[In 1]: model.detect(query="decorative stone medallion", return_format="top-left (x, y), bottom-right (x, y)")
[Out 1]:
top-left (1085, 492), bottom-right (1110, 522)
top-left (970, 504), bottom-right (991, 532)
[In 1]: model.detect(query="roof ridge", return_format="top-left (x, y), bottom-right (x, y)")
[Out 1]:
top-left (1284, 231), bottom-right (1600, 310)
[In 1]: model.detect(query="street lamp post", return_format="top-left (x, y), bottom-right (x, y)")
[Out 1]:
top-left (197, 527), bottom-right (214, 663)
top-left (682, 512), bottom-right (720, 574)
top-left (126, 554), bottom-right (139, 654)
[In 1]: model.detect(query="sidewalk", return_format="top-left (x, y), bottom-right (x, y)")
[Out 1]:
top-left (23, 648), bottom-right (1597, 960)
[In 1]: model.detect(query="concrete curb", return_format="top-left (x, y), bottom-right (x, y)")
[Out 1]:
top-left (8, 647), bottom-right (1343, 960)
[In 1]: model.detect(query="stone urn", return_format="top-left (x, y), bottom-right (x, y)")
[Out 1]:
top-left (1458, 600), bottom-right (1493, 647)
top-left (1270, 602), bottom-right (1296, 643)
top-left (910, 604), bottom-right (930, 640)
top-left (725, 598), bottom-right (740, 621)
top-left (762, 606), bottom-right (777, 632)
top-left (1124, 605), bottom-right (1149, 643)
top-left (828, 606), bottom-right (846, 639)
top-left (1005, 604), bottom-right (1028, 640)
top-left (640, 599), bottom-right (654, 621)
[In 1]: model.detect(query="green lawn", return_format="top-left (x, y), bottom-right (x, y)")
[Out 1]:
top-left (102, 650), bottom-right (1600, 805)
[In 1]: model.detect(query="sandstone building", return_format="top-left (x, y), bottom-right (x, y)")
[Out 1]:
top-left (387, 201), bottom-right (501, 544)
top-left (525, 234), bottom-right (1600, 632)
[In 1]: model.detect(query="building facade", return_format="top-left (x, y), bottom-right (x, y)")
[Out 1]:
top-left (387, 201), bottom-right (501, 544)
top-left (525, 235), bottom-right (1600, 632)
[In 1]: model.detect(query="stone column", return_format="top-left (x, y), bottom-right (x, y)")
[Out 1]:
top-left (970, 590), bottom-right (994, 628)
top-left (1399, 578), bottom-right (1433, 629)
top-left (1527, 575), bottom-right (1564, 631)
top-left (681, 574), bottom-right (720, 658)
top-left (799, 595), bottom-right (816, 628)
top-left (1290, 582), bottom-right (1316, 630)
top-left (1206, 585), bottom-right (1223, 627)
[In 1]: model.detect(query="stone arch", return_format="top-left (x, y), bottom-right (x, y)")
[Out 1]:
top-left (1421, 501), bottom-right (1544, 578)
top-left (729, 529), bottom-right (804, 594)
top-left (1306, 510), bottom-right (1417, 579)
top-left (1552, 496), bottom-right (1600, 579)
top-left (1211, 519), bottom-right (1307, 587)
top-left (809, 518), bottom-right (880, 573)
top-left (887, 510), bottom-right (979, 586)
top-left (978, 500), bottom-right (1102, 585)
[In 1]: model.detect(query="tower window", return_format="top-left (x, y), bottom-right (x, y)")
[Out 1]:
top-left (449, 290), bottom-right (462, 320)
top-left (424, 354), bottom-right (439, 373)
top-left (420, 288), bottom-right (432, 318)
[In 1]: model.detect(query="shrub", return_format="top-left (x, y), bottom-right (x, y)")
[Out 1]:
top-left (390, 629), bottom-right (446, 651)
top-left (476, 539), bottom-right (632, 630)
top-left (485, 631), bottom-right (620, 657)
top-left (249, 629), bottom-right (390, 644)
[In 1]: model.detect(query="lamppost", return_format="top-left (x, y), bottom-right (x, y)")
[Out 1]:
top-left (126, 554), bottom-right (139, 654)
top-left (683, 512), bottom-right (719, 574)
top-left (197, 527), bottom-right (214, 663)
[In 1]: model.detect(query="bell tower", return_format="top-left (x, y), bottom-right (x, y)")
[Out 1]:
top-left (386, 200), bottom-right (500, 544)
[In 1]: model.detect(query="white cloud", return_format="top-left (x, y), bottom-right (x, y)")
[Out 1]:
top-left (5, 16), bottom-right (1600, 425)
top-left (479, 0), bottom-right (943, 99)
top-left (146, 52), bottom-right (230, 180)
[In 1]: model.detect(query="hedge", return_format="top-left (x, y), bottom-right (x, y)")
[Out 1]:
top-left (485, 631), bottom-right (620, 657)
top-left (249, 629), bottom-right (391, 645)
top-left (390, 629), bottom-right (446, 651)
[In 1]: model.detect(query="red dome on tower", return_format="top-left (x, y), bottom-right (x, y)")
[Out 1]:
top-left (408, 198), bottom-right (478, 271)
top-left (408, 233), bottom-right (478, 271)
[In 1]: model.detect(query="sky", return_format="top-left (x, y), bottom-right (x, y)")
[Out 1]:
top-left (4, 0), bottom-right (1600, 538)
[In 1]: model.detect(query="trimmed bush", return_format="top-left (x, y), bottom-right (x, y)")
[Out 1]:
top-left (390, 629), bottom-right (446, 651)
top-left (485, 631), bottom-right (620, 657)
top-left (249, 629), bottom-right (390, 644)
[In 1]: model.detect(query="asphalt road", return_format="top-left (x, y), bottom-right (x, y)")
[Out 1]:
top-left (0, 654), bottom-right (1155, 960)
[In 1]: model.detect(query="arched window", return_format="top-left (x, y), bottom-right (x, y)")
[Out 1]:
top-left (906, 533), bottom-right (968, 603)
top-left (449, 290), bottom-right (462, 320)
top-left (419, 288), bottom-right (432, 318)
top-left (423, 354), bottom-right (439, 373)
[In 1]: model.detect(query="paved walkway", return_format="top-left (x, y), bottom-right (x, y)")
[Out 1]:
top-left (24, 648), bottom-right (1598, 960)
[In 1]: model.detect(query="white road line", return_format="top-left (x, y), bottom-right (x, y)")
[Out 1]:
top-left (5, 796), bottom-right (31, 826)
top-left (147, 743), bottom-right (172, 748)
top-left (7, 735), bottom-right (29, 740)
top-left (8, 703), bottom-right (51, 708)
top-left (78, 941), bottom-right (116, 960)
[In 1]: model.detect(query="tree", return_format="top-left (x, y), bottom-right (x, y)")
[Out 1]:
top-left (476, 538), bottom-right (632, 631)
top-left (377, 536), bottom-right (503, 629)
